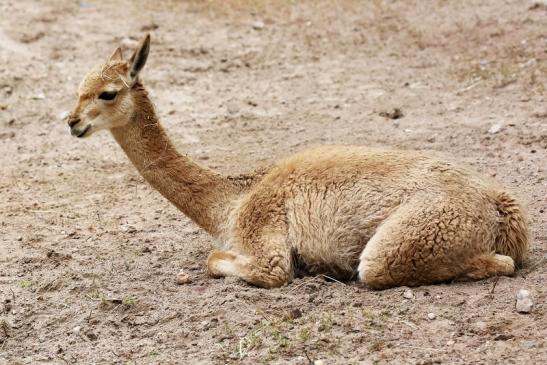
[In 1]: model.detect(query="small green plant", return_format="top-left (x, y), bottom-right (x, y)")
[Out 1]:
top-left (271, 329), bottom-right (291, 351)
top-left (90, 290), bottom-right (109, 305)
top-left (379, 309), bottom-right (391, 320)
top-left (318, 312), bottom-right (334, 332)
top-left (238, 330), bottom-right (263, 359)
top-left (122, 296), bottom-right (137, 306)
top-left (362, 309), bottom-right (376, 320)
top-left (17, 279), bottom-right (32, 288)
top-left (297, 326), bottom-right (311, 343)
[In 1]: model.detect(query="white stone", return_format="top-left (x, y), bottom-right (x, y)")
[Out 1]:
top-left (402, 289), bottom-right (414, 300)
top-left (226, 101), bottom-right (239, 114)
top-left (516, 289), bottom-right (533, 313)
top-left (427, 312), bottom-right (436, 320)
top-left (72, 326), bottom-right (81, 334)
top-left (58, 110), bottom-right (69, 121)
top-left (473, 321), bottom-right (488, 333)
top-left (176, 270), bottom-right (192, 285)
top-left (121, 37), bottom-right (138, 48)
top-left (252, 20), bottom-right (264, 30)
top-left (488, 123), bottom-right (503, 134)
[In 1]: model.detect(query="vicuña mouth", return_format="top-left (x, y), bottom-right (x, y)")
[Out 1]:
top-left (71, 124), bottom-right (91, 138)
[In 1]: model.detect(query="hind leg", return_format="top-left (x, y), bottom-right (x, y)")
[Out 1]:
top-left (358, 197), bottom-right (494, 289)
top-left (462, 253), bottom-right (514, 280)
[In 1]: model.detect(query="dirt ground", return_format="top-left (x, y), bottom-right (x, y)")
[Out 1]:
top-left (0, 0), bottom-right (546, 364)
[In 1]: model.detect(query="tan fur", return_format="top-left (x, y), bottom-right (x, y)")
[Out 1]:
top-left (67, 35), bottom-right (529, 289)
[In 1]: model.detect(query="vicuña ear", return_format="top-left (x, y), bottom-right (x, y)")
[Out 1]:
top-left (128, 34), bottom-right (150, 85)
top-left (108, 47), bottom-right (124, 62)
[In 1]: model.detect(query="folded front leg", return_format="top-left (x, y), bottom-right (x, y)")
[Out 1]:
top-left (207, 234), bottom-right (292, 288)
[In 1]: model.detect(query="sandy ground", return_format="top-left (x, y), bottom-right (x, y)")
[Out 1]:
top-left (0, 0), bottom-right (546, 364)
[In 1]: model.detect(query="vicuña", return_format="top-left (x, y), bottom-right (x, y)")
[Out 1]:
top-left (66, 35), bottom-right (528, 289)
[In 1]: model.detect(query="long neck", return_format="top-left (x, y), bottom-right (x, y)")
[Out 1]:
top-left (110, 86), bottom-right (239, 237)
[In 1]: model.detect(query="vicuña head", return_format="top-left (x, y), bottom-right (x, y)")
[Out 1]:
top-left (66, 33), bottom-right (236, 237)
top-left (67, 34), bottom-right (150, 138)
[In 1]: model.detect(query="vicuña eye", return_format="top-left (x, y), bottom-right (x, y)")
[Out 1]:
top-left (98, 91), bottom-right (118, 101)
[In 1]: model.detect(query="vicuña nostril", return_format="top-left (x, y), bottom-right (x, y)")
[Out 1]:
top-left (68, 118), bottom-right (80, 128)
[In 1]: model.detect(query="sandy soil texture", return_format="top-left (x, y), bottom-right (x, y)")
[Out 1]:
top-left (0, 0), bottom-right (546, 364)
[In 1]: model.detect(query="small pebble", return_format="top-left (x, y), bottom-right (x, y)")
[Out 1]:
top-left (379, 108), bottom-right (404, 120)
top-left (529, 1), bottom-right (547, 10)
top-left (176, 270), bottom-right (192, 285)
top-left (403, 289), bottom-right (414, 300)
top-left (516, 289), bottom-right (533, 313)
top-left (252, 20), bottom-right (264, 30)
top-left (4, 301), bottom-right (12, 313)
top-left (32, 92), bottom-right (45, 100)
top-left (223, 276), bottom-right (239, 284)
top-left (58, 110), bottom-right (69, 121)
top-left (140, 23), bottom-right (159, 31)
top-left (473, 321), bottom-right (488, 333)
top-left (488, 123), bottom-right (503, 134)
top-left (427, 312), bottom-right (436, 320)
top-left (289, 308), bottom-right (303, 319)
top-left (446, 340), bottom-right (455, 346)
top-left (72, 326), bottom-right (81, 335)
top-left (85, 330), bottom-right (97, 341)
top-left (226, 101), bottom-right (239, 114)
top-left (314, 360), bottom-right (325, 365)
top-left (121, 225), bottom-right (137, 233)
top-left (121, 37), bottom-right (138, 48)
